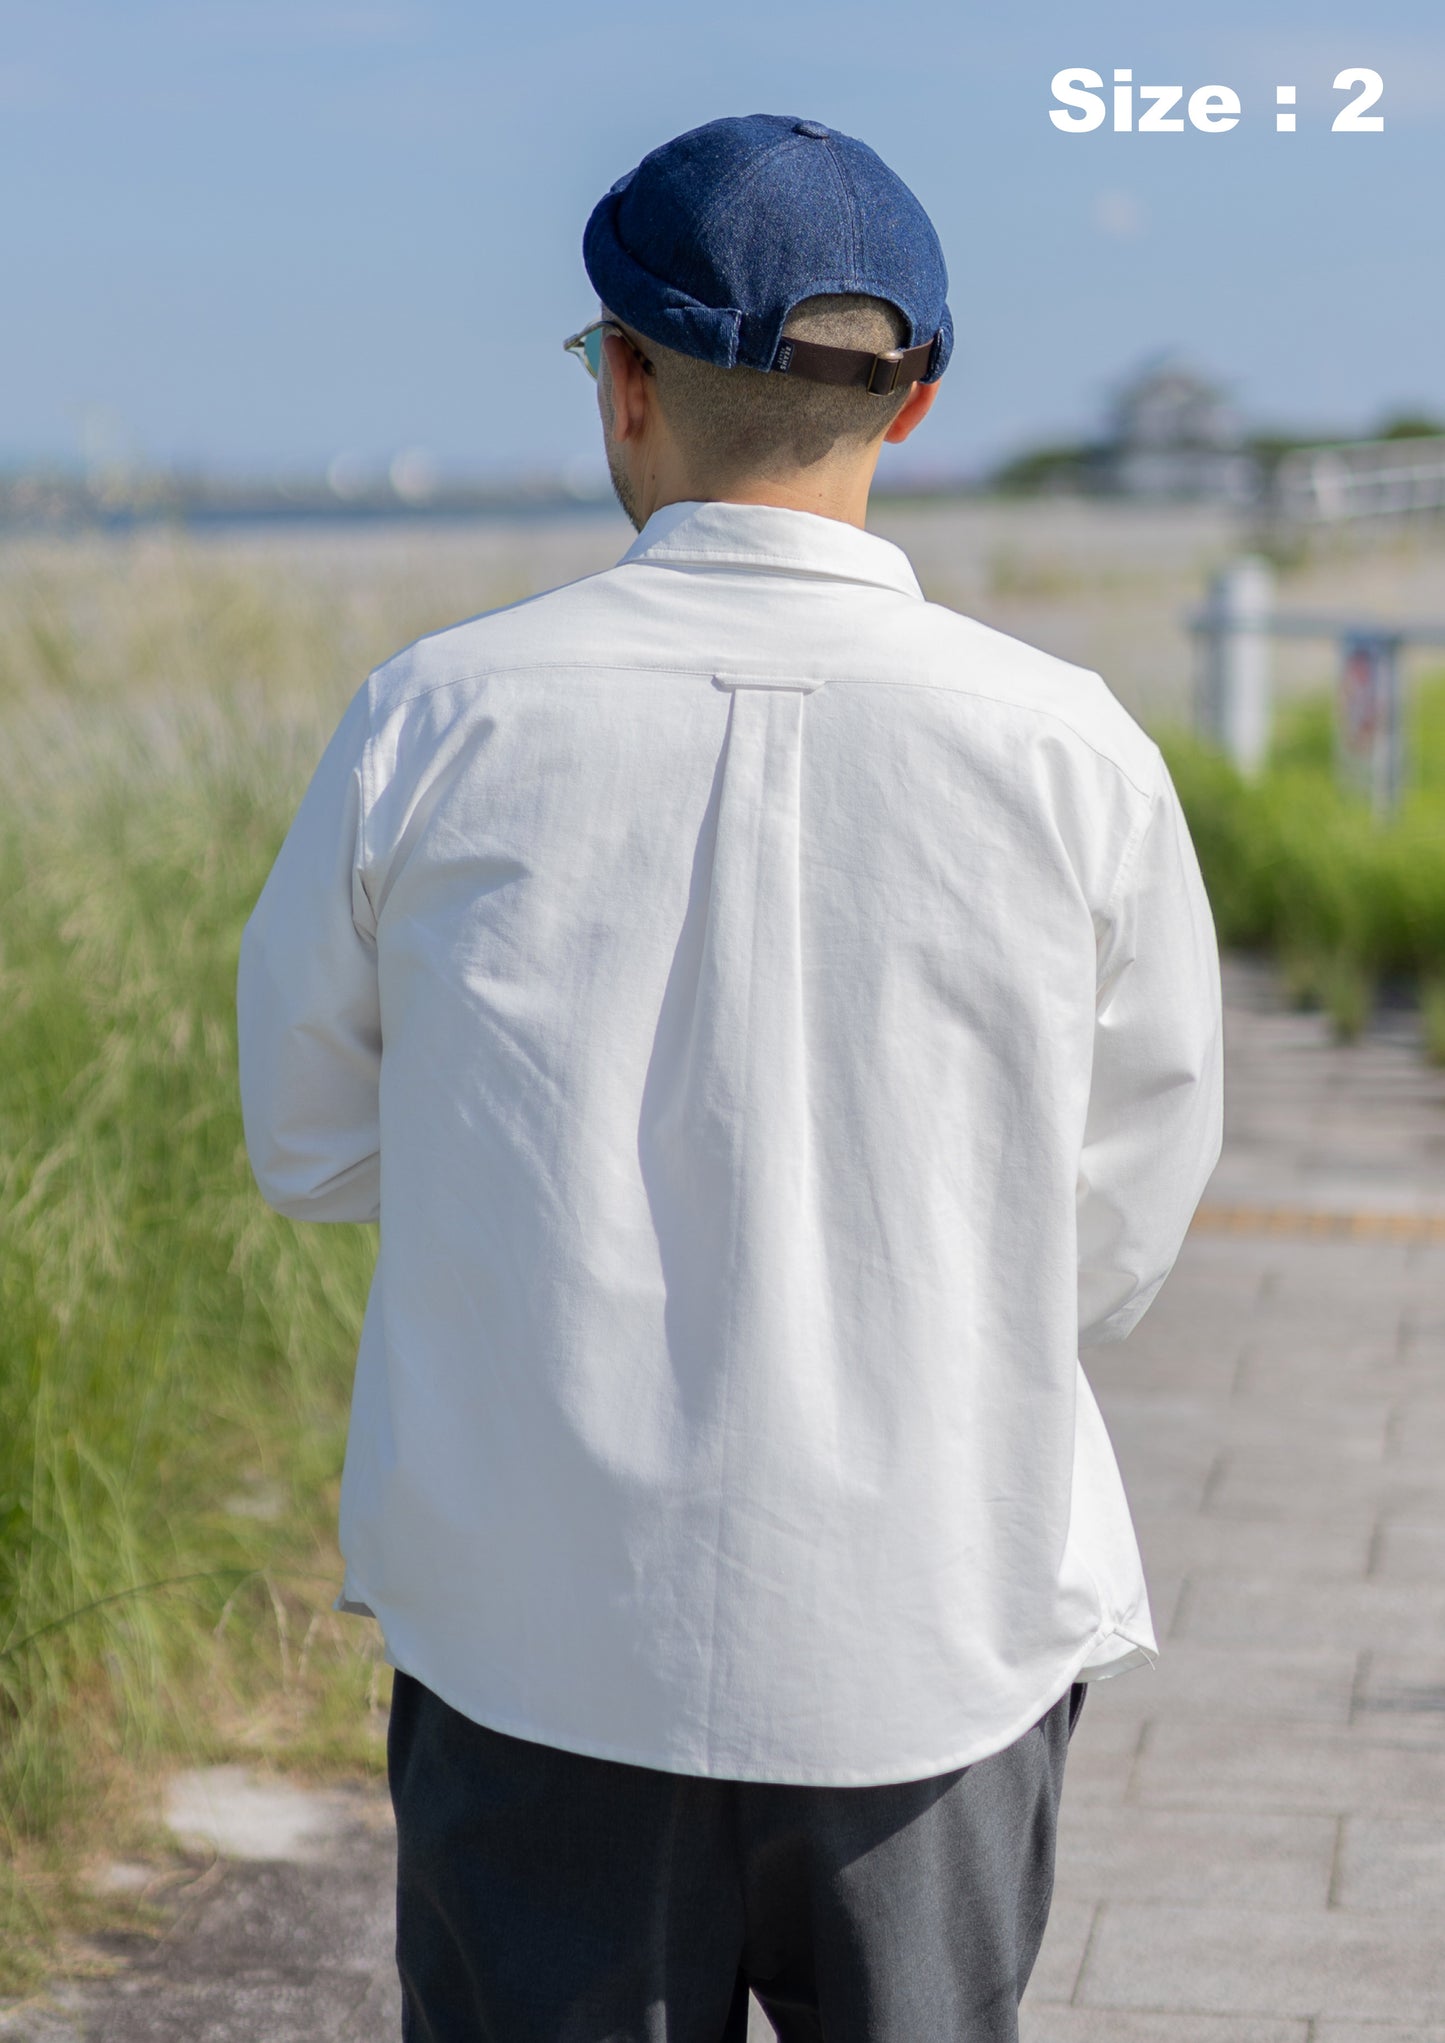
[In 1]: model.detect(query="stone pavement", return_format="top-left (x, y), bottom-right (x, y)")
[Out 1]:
top-left (1021, 955), bottom-right (1445, 2040)
top-left (4, 955), bottom-right (1443, 2041)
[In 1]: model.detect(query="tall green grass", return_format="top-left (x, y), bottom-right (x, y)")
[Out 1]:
top-left (1159, 672), bottom-right (1445, 1040)
top-left (0, 542), bottom-right (494, 1985)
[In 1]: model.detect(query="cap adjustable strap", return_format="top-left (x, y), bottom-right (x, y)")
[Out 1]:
top-left (770, 330), bottom-right (941, 395)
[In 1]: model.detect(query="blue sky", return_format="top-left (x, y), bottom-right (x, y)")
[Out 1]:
top-left (2, 0), bottom-right (1441, 485)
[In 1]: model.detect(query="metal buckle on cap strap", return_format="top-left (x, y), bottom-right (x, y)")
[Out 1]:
top-left (865, 351), bottom-right (908, 396)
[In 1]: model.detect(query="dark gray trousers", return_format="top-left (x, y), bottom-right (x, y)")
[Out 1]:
top-left (388, 1669), bottom-right (1085, 2043)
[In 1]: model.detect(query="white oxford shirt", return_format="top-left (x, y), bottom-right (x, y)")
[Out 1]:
top-left (238, 499), bottom-right (1224, 1786)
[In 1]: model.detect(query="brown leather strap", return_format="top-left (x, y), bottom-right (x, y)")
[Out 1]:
top-left (770, 331), bottom-right (940, 395)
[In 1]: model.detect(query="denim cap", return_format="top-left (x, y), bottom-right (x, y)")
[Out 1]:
top-left (583, 114), bottom-right (952, 382)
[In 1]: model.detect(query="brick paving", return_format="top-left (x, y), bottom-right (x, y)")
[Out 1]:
top-left (4, 955), bottom-right (1444, 2040)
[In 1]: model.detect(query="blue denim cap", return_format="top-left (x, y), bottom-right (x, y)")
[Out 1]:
top-left (583, 114), bottom-right (952, 383)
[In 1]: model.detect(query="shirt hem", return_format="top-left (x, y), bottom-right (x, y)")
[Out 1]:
top-left (336, 1587), bottom-right (1155, 1786)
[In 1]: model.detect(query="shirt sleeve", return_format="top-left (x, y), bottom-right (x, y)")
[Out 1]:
top-left (1077, 751), bottom-right (1224, 1348)
top-left (236, 679), bottom-right (381, 1223)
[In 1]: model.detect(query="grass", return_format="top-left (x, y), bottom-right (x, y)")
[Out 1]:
top-left (0, 538), bottom-right (501, 1989)
top-left (1157, 670), bottom-right (1445, 1031)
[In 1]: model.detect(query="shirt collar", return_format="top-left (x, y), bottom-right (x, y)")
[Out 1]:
top-left (618, 499), bottom-right (924, 602)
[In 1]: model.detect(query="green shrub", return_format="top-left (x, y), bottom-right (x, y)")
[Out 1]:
top-left (1158, 671), bottom-right (1445, 999)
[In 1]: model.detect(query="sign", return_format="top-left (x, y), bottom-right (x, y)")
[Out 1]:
top-left (1337, 632), bottom-right (1404, 816)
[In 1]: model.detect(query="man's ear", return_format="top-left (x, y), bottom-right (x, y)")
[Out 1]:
top-left (600, 331), bottom-right (654, 445)
top-left (882, 378), bottom-right (941, 446)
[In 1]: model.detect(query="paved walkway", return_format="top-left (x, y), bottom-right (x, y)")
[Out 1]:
top-left (4, 956), bottom-right (1444, 2040)
top-left (1021, 956), bottom-right (1445, 2039)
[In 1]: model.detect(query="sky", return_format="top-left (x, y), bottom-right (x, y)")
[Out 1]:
top-left (2, 0), bottom-right (1442, 487)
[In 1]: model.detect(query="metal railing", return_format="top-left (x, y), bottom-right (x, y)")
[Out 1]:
top-left (1274, 436), bottom-right (1445, 524)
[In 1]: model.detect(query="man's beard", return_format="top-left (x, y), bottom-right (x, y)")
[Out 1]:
top-left (600, 385), bottom-right (644, 533)
top-left (606, 439), bottom-right (643, 533)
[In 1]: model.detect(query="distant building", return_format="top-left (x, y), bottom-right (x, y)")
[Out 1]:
top-left (1090, 355), bottom-right (1261, 504)
top-left (990, 354), bottom-right (1265, 503)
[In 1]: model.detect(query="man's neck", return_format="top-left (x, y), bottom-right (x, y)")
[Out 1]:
top-left (637, 467), bottom-right (878, 533)
top-left (690, 475), bottom-right (874, 530)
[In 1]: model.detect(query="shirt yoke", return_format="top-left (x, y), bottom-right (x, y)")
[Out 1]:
top-left (364, 563), bottom-right (1163, 807)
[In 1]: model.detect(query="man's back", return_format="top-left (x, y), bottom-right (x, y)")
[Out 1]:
top-left (238, 497), bottom-right (1223, 1785)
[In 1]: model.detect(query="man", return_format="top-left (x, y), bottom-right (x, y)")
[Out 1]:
top-left (238, 114), bottom-right (1223, 2042)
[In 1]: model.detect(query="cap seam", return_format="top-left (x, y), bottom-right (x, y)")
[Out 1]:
top-left (817, 137), bottom-right (858, 280)
top-left (699, 144), bottom-right (801, 368)
top-left (693, 135), bottom-right (848, 367)
top-left (691, 135), bottom-right (802, 305)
